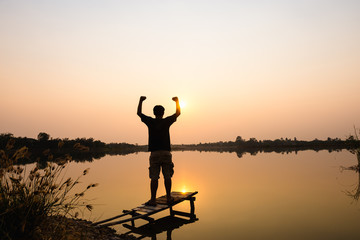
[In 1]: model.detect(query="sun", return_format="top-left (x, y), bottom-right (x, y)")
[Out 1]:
top-left (179, 100), bottom-right (186, 109)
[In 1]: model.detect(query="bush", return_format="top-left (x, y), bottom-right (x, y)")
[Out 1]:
top-left (0, 139), bottom-right (97, 239)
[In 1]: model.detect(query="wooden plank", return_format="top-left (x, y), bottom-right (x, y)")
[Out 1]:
top-left (133, 207), bottom-right (156, 213)
top-left (93, 210), bottom-right (133, 225)
top-left (101, 213), bottom-right (151, 227)
top-left (171, 210), bottom-right (195, 218)
top-left (139, 204), bottom-right (168, 210)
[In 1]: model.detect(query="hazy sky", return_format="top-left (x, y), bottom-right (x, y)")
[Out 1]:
top-left (1, 0), bottom-right (359, 144)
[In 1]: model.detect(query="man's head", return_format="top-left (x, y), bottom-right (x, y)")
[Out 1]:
top-left (153, 105), bottom-right (165, 118)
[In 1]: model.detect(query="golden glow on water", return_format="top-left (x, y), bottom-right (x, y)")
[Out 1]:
top-left (62, 151), bottom-right (360, 239)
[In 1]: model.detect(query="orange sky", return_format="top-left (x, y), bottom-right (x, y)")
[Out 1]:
top-left (1, 1), bottom-right (360, 144)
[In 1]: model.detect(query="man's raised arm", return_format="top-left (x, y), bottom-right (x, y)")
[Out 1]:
top-left (137, 96), bottom-right (146, 117)
top-left (172, 97), bottom-right (181, 117)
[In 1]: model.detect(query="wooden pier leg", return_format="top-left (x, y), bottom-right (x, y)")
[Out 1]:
top-left (130, 212), bottom-right (136, 227)
top-left (170, 206), bottom-right (174, 216)
top-left (190, 197), bottom-right (196, 219)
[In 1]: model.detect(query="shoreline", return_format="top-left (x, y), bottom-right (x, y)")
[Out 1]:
top-left (36, 215), bottom-right (135, 240)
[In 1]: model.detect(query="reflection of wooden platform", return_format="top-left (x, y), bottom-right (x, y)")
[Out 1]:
top-left (123, 215), bottom-right (198, 239)
top-left (93, 191), bottom-right (198, 227)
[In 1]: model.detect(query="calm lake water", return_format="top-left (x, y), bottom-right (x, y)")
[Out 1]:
top-left (51, 150), bottom-right (360, 239)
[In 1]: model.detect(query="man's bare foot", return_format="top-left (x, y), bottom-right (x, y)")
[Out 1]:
top-left (145, 199), bottom-right (157, 206)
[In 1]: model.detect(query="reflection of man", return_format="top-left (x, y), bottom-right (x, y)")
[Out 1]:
top-left (137, 96), bottom-right (181, 206)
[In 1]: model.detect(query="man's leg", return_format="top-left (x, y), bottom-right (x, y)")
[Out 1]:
top-left (164, 178), bottom-right (171, 199)
top-left (148, 152), bottom-right (160, 206)
top-left (150, 179), bottom-right (158, 202)
top-left (161, 152), bottom-right (174, 203)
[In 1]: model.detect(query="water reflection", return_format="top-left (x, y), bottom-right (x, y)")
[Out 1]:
top-left (122, 215), bottom-right (198, 240)
top-left (12, 143), bottom-right (353, 167)
top-left (341, 149), bottom-right (360, 202)
top-left (16, 151), bottom-right (360, 239)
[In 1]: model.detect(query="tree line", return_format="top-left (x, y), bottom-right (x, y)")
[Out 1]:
top-left (2, 133), bottom-right (360, 164)
top-left (0, 133), bottom-right (145, 166)
top-left (172, 136), bottom-right (360, 158)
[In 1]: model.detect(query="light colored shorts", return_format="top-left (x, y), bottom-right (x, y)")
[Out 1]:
top-left (149, 151), bottom-right (174, 180)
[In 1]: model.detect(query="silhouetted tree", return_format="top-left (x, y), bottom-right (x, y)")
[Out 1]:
top-left (249, 138), bottom-right (258, 142)
top-left (37, 132), bottom-right (50, 141)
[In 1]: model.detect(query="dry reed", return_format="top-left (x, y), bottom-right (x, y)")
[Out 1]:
top-left (0, 139), bottom-right (97, 239)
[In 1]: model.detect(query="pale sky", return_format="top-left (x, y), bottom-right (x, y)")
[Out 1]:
top-left (1, 0), bottom-right (360, 144)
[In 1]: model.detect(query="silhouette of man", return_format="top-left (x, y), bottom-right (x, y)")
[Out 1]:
top-left (137, 96), bottom-right (181, 206)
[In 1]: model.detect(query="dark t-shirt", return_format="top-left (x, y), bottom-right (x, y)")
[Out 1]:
top-left (140, 114), bottom-right (177, 152)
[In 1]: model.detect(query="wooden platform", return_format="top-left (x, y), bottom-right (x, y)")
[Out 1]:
top-left (93, 191), bottom-right (198, 227)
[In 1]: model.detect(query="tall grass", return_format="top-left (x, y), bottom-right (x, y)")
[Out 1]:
top-left (0, 139), bottom-right (97, 239)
